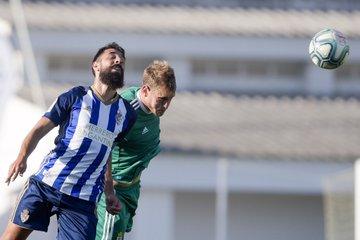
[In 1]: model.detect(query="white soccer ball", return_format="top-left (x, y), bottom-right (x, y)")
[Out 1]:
top-left (308, 29), bottom-right (349, 69)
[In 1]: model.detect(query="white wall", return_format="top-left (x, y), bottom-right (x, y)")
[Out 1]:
top-left (173, 192), bottom-right (324, 240)
top-left (132, 189), bottom-right (175, 240)
top-left (140, 155), bottom-right (352, 194)
top-left (0, 96), bottom-right (58, 239)
top-left (228, 193), bottom-right (323, 240)
top-left (174, 192), bottom-right (215, 240)
top-left (127, 155), bottom-right (351, 240)
top-left (0, 19), bottom-right (19, 126)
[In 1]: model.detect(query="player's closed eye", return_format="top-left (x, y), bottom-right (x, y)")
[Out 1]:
top-left (157, 98), bottom-right (166, 103)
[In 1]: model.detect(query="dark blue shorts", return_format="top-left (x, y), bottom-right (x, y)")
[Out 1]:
top-left (11, 176), bottom-right (98, 240)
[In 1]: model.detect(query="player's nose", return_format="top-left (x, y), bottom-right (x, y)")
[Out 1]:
top-left (114, 55), bottom-right (123, 64)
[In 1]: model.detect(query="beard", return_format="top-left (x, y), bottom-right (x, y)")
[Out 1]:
top-left (99, 66), bottom-right (124, 90)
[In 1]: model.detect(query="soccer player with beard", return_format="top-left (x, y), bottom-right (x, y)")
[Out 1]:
top-left (1, 42), bottom-right (137, 240)
top-left (96, 60), bottom-right (176, 240)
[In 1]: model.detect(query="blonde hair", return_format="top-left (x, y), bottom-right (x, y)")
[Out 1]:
top-left (143, 60), bottom-right (176, 92)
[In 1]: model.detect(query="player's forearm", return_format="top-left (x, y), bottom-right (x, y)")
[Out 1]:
top-left (104, 176), bottom-right (114, 196)
top-left (18, 130), bottom-right (42, 160)
top-left (104, 155), bottom-right (115, 196)
top-left (6, 118), bottom-right (55, 184)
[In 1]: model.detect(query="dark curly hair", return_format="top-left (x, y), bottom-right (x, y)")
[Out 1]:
top-left (91, 42), bottom-right (125, 76)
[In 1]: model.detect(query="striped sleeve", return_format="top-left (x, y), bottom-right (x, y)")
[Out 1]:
top-left (43, 87), bottom-right (83, 125)
top-left (130, 98), bottom-right (140, 110)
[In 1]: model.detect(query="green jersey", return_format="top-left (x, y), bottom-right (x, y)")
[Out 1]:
top-left (111, 87), bottom-right (161, 184)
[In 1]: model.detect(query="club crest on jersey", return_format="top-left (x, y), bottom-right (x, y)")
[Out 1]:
top-left (20, 209), bottom-right (30, 223)
top-left (116, 110), bottom-right (123, 125)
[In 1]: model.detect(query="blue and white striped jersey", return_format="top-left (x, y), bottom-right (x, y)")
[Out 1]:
top-left (34, 86), bottom-right (136, 202)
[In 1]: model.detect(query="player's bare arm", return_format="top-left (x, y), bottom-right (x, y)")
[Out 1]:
top-left (5, 117), bottom-right (56, 185)
top-left (104, 154), bottom-right (121, 215)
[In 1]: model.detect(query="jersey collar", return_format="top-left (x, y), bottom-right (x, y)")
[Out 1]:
top-left (136, 90), bottom-right (152, 114)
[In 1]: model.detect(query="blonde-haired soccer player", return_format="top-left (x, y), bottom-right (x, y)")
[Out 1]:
top-left (96, 60), bottom-right (176, 240)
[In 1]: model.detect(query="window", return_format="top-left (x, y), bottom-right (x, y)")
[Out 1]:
top-left (125, 57), bottom-right (158, 74)
top-left (191, 59), bottom-right (305, 80)
top-left (48, 54), bottom-right (90, 72)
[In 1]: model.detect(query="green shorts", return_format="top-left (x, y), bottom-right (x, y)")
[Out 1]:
top-left (95, 183), bottom-right (140, 240)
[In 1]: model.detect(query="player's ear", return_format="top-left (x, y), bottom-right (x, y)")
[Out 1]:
top-left (141, 85), bottom-right (150, 97)
top-left (92, 61), bottom-right (100, 75)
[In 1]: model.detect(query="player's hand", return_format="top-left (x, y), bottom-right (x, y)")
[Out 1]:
top-left (5, 159), bottom-right (27, 185)
top-left (105, 193), bottom-right (121, 215)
